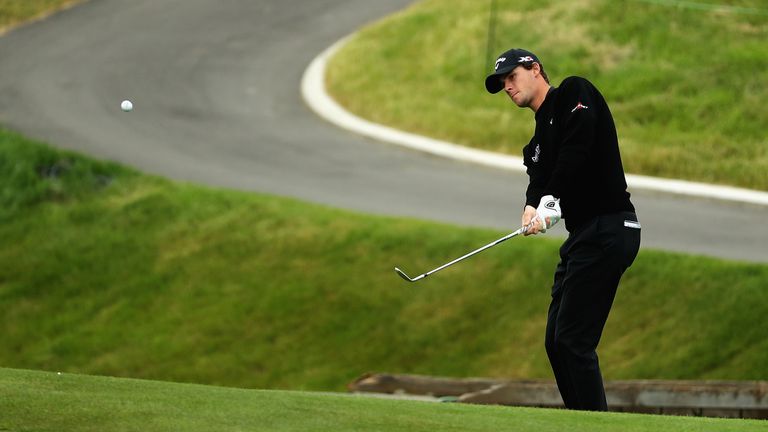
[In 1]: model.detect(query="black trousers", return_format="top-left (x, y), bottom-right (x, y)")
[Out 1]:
top-left (545, 211), bottom-right (640, 411)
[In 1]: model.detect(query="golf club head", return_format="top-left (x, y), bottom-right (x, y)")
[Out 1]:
top-left (394, 267), bottom-right (413, 281)
top-left (394, 267), bottom-right (425, 282)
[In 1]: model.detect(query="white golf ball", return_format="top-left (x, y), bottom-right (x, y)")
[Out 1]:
top-left (120, 100), bottom-right (133, 112)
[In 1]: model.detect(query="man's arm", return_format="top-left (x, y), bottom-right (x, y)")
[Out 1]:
top-left (522, 137), bottom-right (548, 235)
top-left (543, 77), bottom-right (598, 198)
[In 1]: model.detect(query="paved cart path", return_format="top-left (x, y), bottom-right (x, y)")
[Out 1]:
top-left (0, 0), bottom-right (765, 262)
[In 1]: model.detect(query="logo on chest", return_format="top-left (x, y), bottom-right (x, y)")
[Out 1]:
top-left (531, 143), bottom-right (541, 163)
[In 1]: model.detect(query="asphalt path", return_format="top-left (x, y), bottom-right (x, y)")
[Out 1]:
top-left (0, 0), bottom-right (765, 263)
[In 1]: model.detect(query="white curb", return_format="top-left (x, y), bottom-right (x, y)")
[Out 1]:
top-left (301, 35), bottom-right (768, 207)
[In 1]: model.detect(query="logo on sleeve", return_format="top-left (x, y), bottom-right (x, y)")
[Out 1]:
top-left (570, 102), bottom-right (589, 113)
top-left (531, 143), bottom-right (541, 163)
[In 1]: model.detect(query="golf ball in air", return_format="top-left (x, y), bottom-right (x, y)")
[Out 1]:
top-left (121, 100), bottom-right (133, 112)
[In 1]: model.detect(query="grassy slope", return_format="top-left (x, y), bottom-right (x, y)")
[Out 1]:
top-left (326, 0), bottom-right (768, 190)
top-left (2, 129), bottom-right (768, 392)
top-left (0, 0), bottom-right (81, 33)
top-left (1, 368), bottom-right (764, 432)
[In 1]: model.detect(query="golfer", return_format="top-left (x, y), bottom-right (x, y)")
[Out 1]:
top-left (485, 48), bottom-right (641, 411)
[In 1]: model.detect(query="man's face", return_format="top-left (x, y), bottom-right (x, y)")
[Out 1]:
top-left (501, 65), bottom-right (537, 108)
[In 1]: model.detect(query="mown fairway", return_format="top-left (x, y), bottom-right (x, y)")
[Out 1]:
top-left (326, 0), bottom-right (768, 190)
top-left (1, 368), bottom-right (765, 432)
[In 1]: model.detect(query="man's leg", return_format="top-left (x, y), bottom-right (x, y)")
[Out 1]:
top-left (545, 259), bottom-right (581, 409)
top-left (548, 213), bottom-right (640, 411)
top-left (552, 255), bottom-right (621, 411)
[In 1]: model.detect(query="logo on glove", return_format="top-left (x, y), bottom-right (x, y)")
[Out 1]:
top-left (535, 195), bottom-right (562, 233)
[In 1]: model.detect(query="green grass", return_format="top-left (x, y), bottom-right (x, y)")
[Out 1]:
top-left (326, 0), bottom-right (768, 190)
top-left (2, 128), bottom-right (768, 392)
top-left (0, 0), bottom-right (81, 32)
top-left (1, 368), bottom-right (764, 432)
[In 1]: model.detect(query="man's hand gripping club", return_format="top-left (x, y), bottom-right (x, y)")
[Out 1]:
top-left (522, 195), bottom-right (561, 235)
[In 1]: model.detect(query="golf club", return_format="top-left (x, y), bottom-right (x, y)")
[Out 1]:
top-left (394, 223), bottom-right (533, 282)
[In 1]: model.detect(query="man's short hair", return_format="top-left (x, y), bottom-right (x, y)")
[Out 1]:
top-left (521, 61), bottom-right (550, 84)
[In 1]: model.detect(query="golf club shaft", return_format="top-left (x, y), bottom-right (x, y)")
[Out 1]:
top-left (411, 226), bottom-right (527, 280)
top-left (427, 227), bottom-right (524, 275)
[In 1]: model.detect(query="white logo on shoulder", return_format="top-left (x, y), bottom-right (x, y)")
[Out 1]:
top-left (571, 102), bottom-right (589, 113)
top-left (531, 143), bottom-right (541, 163)
top-left (494, 57), bottom-right (506, 71)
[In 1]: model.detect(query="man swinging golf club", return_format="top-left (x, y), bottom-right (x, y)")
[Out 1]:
top-left (485, 48), bottom-right (641, 411)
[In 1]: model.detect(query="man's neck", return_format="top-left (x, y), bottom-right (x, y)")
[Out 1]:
top-left (530, 83), bottom-right (553, 113)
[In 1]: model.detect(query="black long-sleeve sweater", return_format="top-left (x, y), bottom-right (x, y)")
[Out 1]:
top-left (523, 76), bottom-right (635, 232)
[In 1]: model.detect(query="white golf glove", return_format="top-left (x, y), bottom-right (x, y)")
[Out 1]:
top-left (535, 195), bottom-right (561, 233)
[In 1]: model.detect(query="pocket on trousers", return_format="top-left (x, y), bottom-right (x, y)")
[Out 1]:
top-left (596, 214), bottom-right (640, 269)
top-left (622, 220), bottom-right (641, 269)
